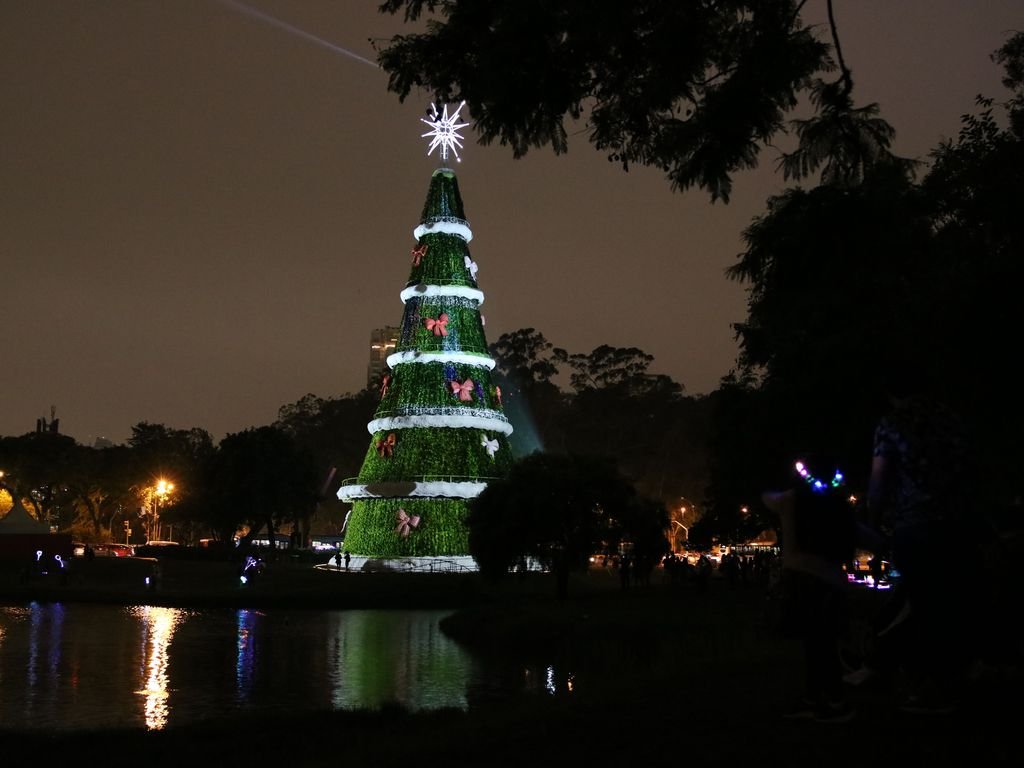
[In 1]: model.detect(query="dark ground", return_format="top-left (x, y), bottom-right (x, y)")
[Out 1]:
top-left (1, 555), bottom-right (1020, 767)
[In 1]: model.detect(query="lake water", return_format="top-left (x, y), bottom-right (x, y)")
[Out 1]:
top-left (0, 601), bottom-right (566, 732)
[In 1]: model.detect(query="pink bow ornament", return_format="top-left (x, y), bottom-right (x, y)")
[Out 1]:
top-left (395, 509), bottom-right (421, 538)
top-left (424, 313), bottom-right (448, 337)
top-left (411, 243), bottom-right (428, 266)
top-left (450, 378), bottom-right (475, 402)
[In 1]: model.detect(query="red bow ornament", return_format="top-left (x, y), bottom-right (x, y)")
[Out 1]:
top-left (376, 432), bottom-right (396, 457)
top-left (411, 243), bottom-right (428, 266)
top-left (450, 378), bottom-right (475, 402)
top-left (379, 374), bottom-right (391, 398)
top-left (424, 313), bottom-right (448, 336)
top-left (395, 508), bottom-right (421, 538)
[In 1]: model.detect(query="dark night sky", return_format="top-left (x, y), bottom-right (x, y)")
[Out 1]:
top-left (2, 1), bottom-right (1019, 446)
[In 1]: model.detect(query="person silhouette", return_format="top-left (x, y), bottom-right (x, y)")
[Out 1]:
top-left (763, 453), bottom-right (857, 724)
top-left (618, 554), bottom-right (631, 589)
top-left (852, 360), bottom-right (979, 713)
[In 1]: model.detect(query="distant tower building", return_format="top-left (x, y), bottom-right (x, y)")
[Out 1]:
top-left (36, 405), bottom-right (59, 434)
top-left (367, 326), bottom-right (401, 389)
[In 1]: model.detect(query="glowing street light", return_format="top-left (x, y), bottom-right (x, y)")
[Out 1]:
top-left (671, 520), bottom-right (689, 551)
top-left (149, 480), bottom-right (175, 542)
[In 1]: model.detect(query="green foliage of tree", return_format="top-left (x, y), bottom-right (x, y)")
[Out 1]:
top-left (713, 172), bottom-right (931, 531)
top-left (127, 422), bottom-right (215, 541)
top-left (713, 33), bottom-right (1024, 528)
top-left (0, 432), bottom-right (79, 526)
top-left (551, 344), bottom-right (704, 503)
top-left (376, 0), bottom-right (829, 201)
top-left (554, 344), bottom-right (659, 394)
top-left (204, 426), bottom-right (320, 552)
top-left (467, 452), bottom-right (664, 598)
top-left (778, 78), bottom-right (918, 185)
top-left (63, 444), bottom-right (136, 540)
top-left (613, 495), bottom-right (671, 581)
top-left (489, 328), bottom-right (560, 390)
top-left (488, 330), bottom-right (711, 520)
top-left (916, 32), bottom-right (1024, 494)
top-left (777, 2), bottom-right (917, 186)
top-left (276, 391), bottom-right (380, 489)
top-left (487, 329), bottom-right (566, 456)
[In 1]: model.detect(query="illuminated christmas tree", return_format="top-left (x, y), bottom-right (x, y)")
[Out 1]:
top-left (338, 103), bottom-right (514, 569)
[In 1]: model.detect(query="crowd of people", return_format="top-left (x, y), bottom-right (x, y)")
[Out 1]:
top-left (657, 549), bottom-right (780, 591)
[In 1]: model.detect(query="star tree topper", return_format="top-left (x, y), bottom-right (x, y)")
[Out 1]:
top-left (421, 101), bottom-right (470, 163)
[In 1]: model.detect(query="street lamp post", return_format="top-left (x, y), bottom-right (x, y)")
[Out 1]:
top-left (669, 500), bottom-right (695, 554)
top-left (670, 520), bottom-right (689, 553)
top-left (150, 480), bottom-right (174, 542)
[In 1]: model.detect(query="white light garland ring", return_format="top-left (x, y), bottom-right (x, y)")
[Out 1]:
top-left (405, 294), bottom-right (480, 311)
top-left (386, 349), bottom-right (496, 370)
top-left (413, 219), bottom-right (473, 242)
top-left (367, 412), bottom-right (513, 435)
top-left (337, 479), bottom-right (488, 502)
top-left (377, 404), bottom-right (507, 422)
top-left (400, 284), bottom-right (485, 304)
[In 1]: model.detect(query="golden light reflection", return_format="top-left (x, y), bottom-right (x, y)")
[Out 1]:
top-left (130, 606), bottom-right (185, 730)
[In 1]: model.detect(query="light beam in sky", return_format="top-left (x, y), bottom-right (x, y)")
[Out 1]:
top-left (214, 0), bottom-right (381, 69)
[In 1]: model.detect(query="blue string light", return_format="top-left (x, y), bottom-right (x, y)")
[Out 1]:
top-left (794, 460), bottom-right (845, 493)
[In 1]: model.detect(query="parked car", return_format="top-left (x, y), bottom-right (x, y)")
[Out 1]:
top-left (135, 541), bottom-right (184, 558)
top-left (93, 543), bottom-right (135, 557)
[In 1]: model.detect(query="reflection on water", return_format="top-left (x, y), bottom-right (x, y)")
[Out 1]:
top-left (326, 610), bottom-right (475, 711)
top-left (530, 665), bottom-right (575, 696)
top-left (0, 603), bottom-right (489, 732)
top-left (131, 606), bottom-right (184, 730)
top-left (235, 608), bottom-right (257, 704)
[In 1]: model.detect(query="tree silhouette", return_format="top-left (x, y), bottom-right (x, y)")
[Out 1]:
top-left (376, 0), bottom-right (830, 202)
top-left (468, 452), bottom-right (648, 598)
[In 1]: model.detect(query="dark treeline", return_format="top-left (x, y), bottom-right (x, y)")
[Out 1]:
top-left (0, 332), bottom-right (713, 550)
